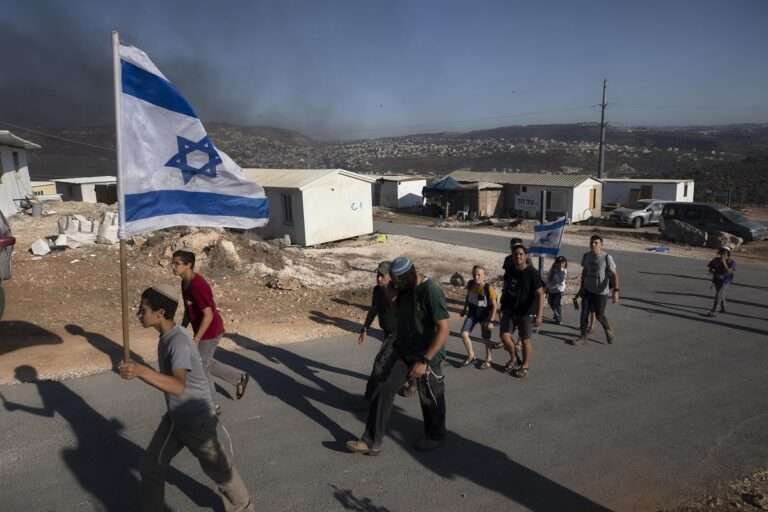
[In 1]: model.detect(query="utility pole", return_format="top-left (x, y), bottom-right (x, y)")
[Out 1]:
top-left (538, 190), bottom-right (547, 278)
top-left (597, 78), bottom-right (607, 179)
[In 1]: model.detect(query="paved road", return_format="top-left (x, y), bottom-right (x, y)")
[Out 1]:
top-left (1, 224), bottom-right (767, 511)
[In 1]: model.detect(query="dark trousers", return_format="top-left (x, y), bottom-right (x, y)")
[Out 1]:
top-left (580, 291), bottom-right (612, 337)
top-left (547, 291), bottom-right (563, 322)
top-left (712, 281), bottom-right (729, 312)
top-left (364, 331), bottom-right (396, 401)
top-left (362, 351), bottom-right (446, 449)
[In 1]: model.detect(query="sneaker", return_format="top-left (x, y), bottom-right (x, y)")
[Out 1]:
top-left (346, 439), bottom-right (380, 456)
top-left (414, 437), bottom-right (443, 452)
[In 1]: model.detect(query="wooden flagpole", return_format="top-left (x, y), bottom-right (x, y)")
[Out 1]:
top-left (112, 31), bottom-right (131, 362)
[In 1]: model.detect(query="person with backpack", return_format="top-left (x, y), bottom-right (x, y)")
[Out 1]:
top-left (575, 235), bottom-right (619, 345)
top-left (706, 246), bottom-right (735, 317)
top-left (346, 256), bottom-right (450, 455)
top-left (459, 265), bottom-right (498, 369)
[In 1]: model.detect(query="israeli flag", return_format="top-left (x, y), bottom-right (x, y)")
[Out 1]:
top-left (528, 216), bottom-right (567, 256)
top-left (117, 44), bottom-right (268, 238)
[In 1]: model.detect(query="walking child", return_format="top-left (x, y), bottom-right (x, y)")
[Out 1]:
top-left (459, 265), bottom-right (498, 369)
top-left (546, 256), bottom-right (567, 324)
top-left (358, 261), bottom-right (399, 400)
top-left (119, 285), bottom-right (255, 512)
top-left (499, 243), bottom-right (545, 378)
top-left (706, 246), bottom-right (735, 317)
top-left (172, 250), bottom-right (249, 413)
top-left (576, 235), bottom-right (620, 345)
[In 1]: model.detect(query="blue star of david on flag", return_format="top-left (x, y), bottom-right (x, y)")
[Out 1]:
top-left (165, 135), bottom-right (222, 184)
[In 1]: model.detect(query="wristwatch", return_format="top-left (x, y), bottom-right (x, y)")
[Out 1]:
top-left (420, 355), bottom-right (431, 365)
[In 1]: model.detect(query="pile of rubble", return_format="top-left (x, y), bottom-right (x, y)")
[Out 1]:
top-left (134, 227), bottom-right (374, 290)
top-left (661, 219), bottom-right (744, 251)
top-left (29, 211), bottom-right (119, 256)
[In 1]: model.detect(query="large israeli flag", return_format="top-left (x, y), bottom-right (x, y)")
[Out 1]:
top-left (117, 44), bottom-right (268, 238)
top-left (528, 216), bottom-right (567, 256)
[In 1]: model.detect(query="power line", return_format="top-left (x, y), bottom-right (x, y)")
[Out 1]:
top-left (0, 120), bottom-right (116, 152)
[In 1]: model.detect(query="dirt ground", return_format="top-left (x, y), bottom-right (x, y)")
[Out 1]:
top-left (662, 469), bottom-right (768, 511)
top-left (1, 202), bottom-right (545, 385)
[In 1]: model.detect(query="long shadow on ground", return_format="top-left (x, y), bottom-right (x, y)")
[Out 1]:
top-left (0, 365), bottom-right (220, 511)
top-left (223, 336), bottom-right (611, 511)
top-left (655, 291), bottom-right (768, 312)
top-left (639, 271), bottom-right (768, 291)
top-left (219, 334), bottom-right (363, 449)
top-left (0, 321), bottom-right (62, 356)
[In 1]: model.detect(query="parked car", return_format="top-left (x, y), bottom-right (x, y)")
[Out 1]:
top-left (660, 202), bottom-right (768, 242)
top-left (609, 199), bottom-right (668, 228)
top-left (0, 210), bottom-right (16, 320)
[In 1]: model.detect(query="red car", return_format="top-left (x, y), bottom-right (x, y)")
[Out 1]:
top-left (0, 210), bottom-right (15, 320)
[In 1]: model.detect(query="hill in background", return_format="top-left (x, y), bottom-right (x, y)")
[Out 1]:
top-left (7, 121), bottom-right (768, 204)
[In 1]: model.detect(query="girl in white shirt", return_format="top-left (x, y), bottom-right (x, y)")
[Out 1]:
top-left (546, 256), bottom-right (568, 324)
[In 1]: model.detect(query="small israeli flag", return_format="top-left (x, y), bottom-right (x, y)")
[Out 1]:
top-left (528, 216), bottom-right (567, 256)
top-left (117, 44), bottom-right (268, 238)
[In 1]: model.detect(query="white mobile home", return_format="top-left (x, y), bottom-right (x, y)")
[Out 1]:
top-left (53, 176), bottom-right (118, 204)
top-left (0, 131), bottom-right (40, 217)
top-left (602, 178), bottom-right (694, 206)
top-left (243, 168), bottom-right (375, 246)
top-left (449, 171), bottom-right (602, 223)
top-left (376, 175), bottom-right (427, 208)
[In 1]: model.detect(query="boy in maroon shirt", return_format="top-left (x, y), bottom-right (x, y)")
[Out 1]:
top-left (172, 250), bottom-right (249, 412)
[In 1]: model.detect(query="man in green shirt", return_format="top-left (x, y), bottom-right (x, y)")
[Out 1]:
top-left (347, 256), bottom-right (450, 455)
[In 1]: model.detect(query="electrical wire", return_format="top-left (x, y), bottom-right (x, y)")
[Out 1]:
top-left (0, 120), bottom-right (115, 152)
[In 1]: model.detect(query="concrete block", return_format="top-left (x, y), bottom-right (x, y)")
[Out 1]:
top-left (30, 239), bottom-right (51, 256)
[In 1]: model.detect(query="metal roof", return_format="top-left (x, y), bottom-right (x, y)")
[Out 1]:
top-left (243, 168), bottom-right (375, 190)
top-left (601, 178), bottom-right (694, 184)
top-left (52, 176), bottom-right (117, 184)
top-left (449, 171), bottom-right (595, 188)
top-left (378, 174), bottom-right (427, 182)
top-left (0, 130), bottom-right (41, 150)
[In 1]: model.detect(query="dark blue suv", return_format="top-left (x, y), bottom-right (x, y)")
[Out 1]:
top-left (660, 202), bottom-right (768, 242)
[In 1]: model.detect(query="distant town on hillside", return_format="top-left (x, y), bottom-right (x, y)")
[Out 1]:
top-left (8, 122), bottom-right (768, 205)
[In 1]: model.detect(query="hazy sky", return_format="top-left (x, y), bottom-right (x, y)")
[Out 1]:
top-left (2, 0), bottom-right (767, 139)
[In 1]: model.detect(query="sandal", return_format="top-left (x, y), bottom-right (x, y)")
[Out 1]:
top-left (479, 360), bottom-right (492, 370)
top-left (236, 374), bottom-right (250, 400)
top-left (461, 356), bottom-right (476, 367)
top-left (503, 359), bottom-right (518, 372)
top-left (513, 367), bottom-right (529, 378)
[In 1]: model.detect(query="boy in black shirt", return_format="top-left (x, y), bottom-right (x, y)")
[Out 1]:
top-left (358, 261), bottom-right (399, 400)
top-left (499, 244), bottom-right (545, 378)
